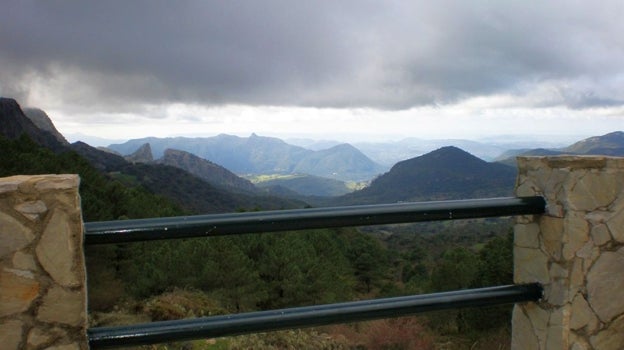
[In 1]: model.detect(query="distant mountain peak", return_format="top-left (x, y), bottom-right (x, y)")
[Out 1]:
top-left (334, 146), bottom-right (516, 205)
top-left (424, 146), bottom-right (484, 161)
top-left (429, 145), bottom-right (477, 156)
top-left (328, 143), bottom-right (359, 151)
top-left (125, 143), bottom-right (153, 163)
top-left (391, 146), bottom-right (486, 173)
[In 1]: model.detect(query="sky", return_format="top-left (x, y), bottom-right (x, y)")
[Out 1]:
top-left (1, 1), bottom-right (623, 144)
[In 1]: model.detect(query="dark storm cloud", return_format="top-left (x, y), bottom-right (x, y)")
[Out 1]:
top-left (1, 1), bottom-right (623, 111)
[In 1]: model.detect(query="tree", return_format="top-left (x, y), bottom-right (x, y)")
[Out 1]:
top-left (429, 246), bottom-right (478, 333)
top-left (464, 231), bottom-right (514, 331)
top-left (346, 233), bottom-right (389, 294)
top-left (199, 237), bottom-right (266, 312)
top-left (430, 247), bottom-right (478, 292)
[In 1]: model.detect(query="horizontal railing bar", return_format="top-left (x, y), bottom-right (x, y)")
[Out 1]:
top-left (84, 196), bottom-right (545, 244)
top-left (88, 283), bottom-right (542, 349)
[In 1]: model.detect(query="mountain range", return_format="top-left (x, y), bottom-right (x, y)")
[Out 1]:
top-left (108, 134), bottom-right (385, 181)
top-left (2, 96), bottom-right (624, 209)
top-left (0, 98), bottom-right (303, 214)
top-left (289, 136), bottom-right (575, 166)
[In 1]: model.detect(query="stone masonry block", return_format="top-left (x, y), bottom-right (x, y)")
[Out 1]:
top-left (0, 268), bottom-right (40, 317)
top-left (37, 285), bottom-right (86, 327)
top-left (607, 207), bottom-right (624, 243)
top-left (14, 200), bottom-right (48, 221)
top-left (514, 247), bottom-right (549, 284)
top-left (570, 294), bottom-right (598, 331)
top-left (516, 179), bottom-right (539, 197)
top-left (567, 171), bottom-right (621, 211)
top-left (0, 211), bottom-right (34, 259)
top-left (587, 247), bottom-right (624, 322)
top-left (0, 320), bottom-right (24, 349)
top-left (562, 212), bottom-right (589, 260)
top-left (590, 314), bottom-right (624, 350)
top-left (36, 209), bottom-right (81, 287)
top-left (590, 223), bottom-right (612, 246)
top-left (539, 216), bottom-right (564, 260)
top-left (546, 306), bottom-right (570, 350)
top-left (515, 223), bottom-right (540, 248)
top-left (511, 305), bottom-right (540, 350)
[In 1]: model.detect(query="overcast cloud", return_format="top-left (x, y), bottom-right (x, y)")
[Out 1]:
top-left (1, 1), bottom-right (623, 140)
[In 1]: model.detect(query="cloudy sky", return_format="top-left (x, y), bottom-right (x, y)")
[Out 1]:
top-left (1, 1), bottom-right (623, 144)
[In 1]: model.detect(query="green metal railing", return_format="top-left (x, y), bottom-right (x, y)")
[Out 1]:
top-left (85, 196), bottom-right (546, 348)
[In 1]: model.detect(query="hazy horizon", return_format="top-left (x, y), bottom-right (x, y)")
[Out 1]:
top-left (63, 128), bottom-right (594, 149)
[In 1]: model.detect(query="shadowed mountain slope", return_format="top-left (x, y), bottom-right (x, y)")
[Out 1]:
top-left (0, 97), bottom-right (67, 152)
top-left (69, 142), bottom-right (305, 213)
top-left (157, 148), bottom-right (258, 194)
top-left (23, 107), bottom-right (69, 145)
top-left (69, 141), bottom-right (129, 171)
top-left (333, 146), bottom-right (517, 205)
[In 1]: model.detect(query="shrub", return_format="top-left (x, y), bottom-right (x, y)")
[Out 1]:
top-left (143, 289), bottom-right (227, 321)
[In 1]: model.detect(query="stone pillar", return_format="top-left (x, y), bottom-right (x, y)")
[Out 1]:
top-left (0, 175), bottom-right (88, 350)
top-left (512, 156), bottom-right (624, 350)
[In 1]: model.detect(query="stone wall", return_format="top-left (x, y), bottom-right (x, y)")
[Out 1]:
top-left (512, 156), bottom-right (624, 350)
top-left (0, 175), bottom-right (87, 350)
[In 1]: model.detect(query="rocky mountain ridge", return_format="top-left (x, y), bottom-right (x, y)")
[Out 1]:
top-left (157, 148), bottom-right (259, 194)
top-left (108, 134), bottom-right (385, 181)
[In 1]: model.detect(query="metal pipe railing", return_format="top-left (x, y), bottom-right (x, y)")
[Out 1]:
top-left (88, 283), bottom-right (543, 349)
top-left (84, 196), bottom-right (545, 244)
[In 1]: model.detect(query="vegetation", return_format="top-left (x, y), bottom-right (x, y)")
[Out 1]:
top-left (1, 134), bottom-right (517, 349)
top-left (0, 135), bottom-right (183, 221)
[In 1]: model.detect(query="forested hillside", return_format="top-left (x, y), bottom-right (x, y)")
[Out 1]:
top-left (0, 135), bottom-right (183, 221)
